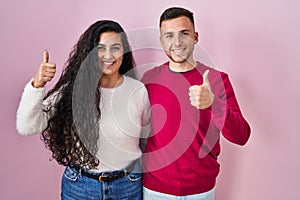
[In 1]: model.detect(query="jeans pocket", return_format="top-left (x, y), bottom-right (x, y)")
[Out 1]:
top-left (126, 172), bottom-right (142, 182)
top-left (63, 166), bottom-right (79, 182)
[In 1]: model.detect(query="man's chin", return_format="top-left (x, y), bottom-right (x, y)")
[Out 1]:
top-left (169, 56), bottom-right (188, 64)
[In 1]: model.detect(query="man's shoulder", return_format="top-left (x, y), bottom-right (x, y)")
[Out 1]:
top-left (146, 62), bottom-right (168, 74)
top-left (141, 62), bottom-right (168, 82)
top-left (196, 62), bottom-right (228, 77)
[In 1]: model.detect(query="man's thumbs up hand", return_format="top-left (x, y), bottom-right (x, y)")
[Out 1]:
top-left (188, 70), bottom-right (215, 109)
top-left (32, 50), bottom-right (56, 88)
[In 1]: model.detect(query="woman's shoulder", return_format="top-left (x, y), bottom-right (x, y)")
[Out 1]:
top-left (123, 76), bottom-right (148, 98)
top-left (124, 75), bottom-right (146, 88)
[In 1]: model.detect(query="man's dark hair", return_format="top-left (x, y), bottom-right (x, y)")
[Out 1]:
top-left (159, 7), bottom-right (194, 27)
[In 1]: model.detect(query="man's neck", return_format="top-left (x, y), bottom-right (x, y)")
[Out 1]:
top-left (168, 59), bottom-right (197, 72)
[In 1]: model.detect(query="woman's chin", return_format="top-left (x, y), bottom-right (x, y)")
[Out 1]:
top-left (102, 69), bottom-right (117, 76)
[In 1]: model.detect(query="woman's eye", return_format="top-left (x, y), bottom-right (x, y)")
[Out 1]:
top-left (111, 47), bottom-right (120, 51)
top-left (98, 46), bottom-right (105, 51)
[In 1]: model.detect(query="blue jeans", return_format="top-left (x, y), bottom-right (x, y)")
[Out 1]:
top-left (61, 166), bottom-right (142, 200)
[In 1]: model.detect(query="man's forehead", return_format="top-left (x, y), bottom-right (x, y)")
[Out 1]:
top-left (160, 28), bottom-right (192, 33)
top-left (160, 17), bottom-right (194, 32)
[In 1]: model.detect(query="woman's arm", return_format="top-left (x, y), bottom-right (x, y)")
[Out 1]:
top-left (16, 50), bottom-right (56, 135)
top-left (16, 80), bottom-right (49, 135)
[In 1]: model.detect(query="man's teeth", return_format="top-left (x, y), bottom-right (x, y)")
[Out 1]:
top-left (172, 49), bottom-right (184, 53)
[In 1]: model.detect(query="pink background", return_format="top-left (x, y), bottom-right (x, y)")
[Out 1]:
top-left (1, 0), bottom-right (300, 199)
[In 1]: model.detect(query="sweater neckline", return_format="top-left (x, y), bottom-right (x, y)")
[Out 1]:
top-left (100, 75), bottom-right (126, 93)
top-left (167, 62), bottom-right (199, 74)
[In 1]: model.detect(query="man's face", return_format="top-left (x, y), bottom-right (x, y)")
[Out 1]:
top-left (160, 16), bottom-right (198, 64)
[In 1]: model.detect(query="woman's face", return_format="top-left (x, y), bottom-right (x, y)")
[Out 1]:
top-left (97, 32), bottom-right (124, 76)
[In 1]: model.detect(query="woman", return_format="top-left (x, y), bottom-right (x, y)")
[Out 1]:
top-left (16, 20), bottom-right (150, 200)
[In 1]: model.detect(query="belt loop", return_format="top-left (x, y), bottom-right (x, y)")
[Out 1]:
top-left (78, 168), bottom-right (82, 178)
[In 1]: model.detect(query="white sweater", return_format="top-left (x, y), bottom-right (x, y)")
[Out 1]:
top-left (16, 76), bottom-right (150, 172)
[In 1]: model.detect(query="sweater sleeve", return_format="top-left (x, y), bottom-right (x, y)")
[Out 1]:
top-left (141, 88), bottom-right (151, 134)
top-left (210, 72), bottom-right (251, 146)
top-left (16, 80), bottom-right (49, 135)
top-left (136, 84), bottom-right (151, 152)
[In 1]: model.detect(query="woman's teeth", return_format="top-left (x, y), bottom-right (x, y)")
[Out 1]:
top-left (103, 61), bottom-right (114, 65)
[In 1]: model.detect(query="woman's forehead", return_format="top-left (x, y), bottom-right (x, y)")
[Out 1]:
top-left (98, 32), bottom-right (122, 45)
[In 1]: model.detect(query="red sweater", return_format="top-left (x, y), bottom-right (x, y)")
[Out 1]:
top-left (141, 62), bottom-right (250, 196)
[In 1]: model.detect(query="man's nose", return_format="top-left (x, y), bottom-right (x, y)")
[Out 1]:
top-left (173, 33), bottom-right (182, 46)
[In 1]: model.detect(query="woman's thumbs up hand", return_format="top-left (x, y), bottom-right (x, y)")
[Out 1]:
top-left (32, 50), bottom-right (56, 88)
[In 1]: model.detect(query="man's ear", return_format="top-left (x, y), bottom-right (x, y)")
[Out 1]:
top-left (194, 32), bottom-right (199, 44)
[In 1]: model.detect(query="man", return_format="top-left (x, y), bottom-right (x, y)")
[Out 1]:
top-left (141, 7), bottom-right (251, 199)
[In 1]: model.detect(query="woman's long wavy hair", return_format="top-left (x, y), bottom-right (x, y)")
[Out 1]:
top-left (41, 20), bottom-right (136, 169)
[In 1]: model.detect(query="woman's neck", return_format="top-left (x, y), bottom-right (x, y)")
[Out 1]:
top-left (99, 73), bottom-right (123, 88)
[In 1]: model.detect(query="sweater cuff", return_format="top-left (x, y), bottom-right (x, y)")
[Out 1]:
top-left (23, 79), bottom-right (45, 103)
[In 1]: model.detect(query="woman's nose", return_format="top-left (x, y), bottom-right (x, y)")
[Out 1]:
top-left (103, 49), bottom-right (113, 59)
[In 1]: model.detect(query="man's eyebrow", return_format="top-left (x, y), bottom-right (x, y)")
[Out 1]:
top-left (163, 31), bottom-right (174, 35)
top-left (181, 29), bottom-right (191, 33)
top-left (162, 29), bottom-right (191, 34)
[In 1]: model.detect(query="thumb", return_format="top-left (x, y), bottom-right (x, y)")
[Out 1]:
top-left (202, 69), bottom-right (214, 96)
top-left (202, 69), bottom-right (210, 85)
top-left (43, 49), bottom-right (49, 63)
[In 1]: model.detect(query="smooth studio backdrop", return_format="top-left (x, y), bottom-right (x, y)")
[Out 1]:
top-left (1, 0), bottom-right (299, 199)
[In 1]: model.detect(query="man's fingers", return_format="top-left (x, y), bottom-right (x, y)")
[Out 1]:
top-left (189, 94), bottom-right (199, 101)
top-left (189, 85), bottom-right (201, 93)
top-left (43, 50), bottom-right (49, 63)
top-left (189, 85), bottom-right (206, 95)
